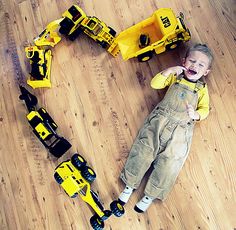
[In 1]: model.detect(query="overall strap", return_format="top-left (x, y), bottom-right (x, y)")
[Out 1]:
top-left (194, 78), bottom-right (206, 93)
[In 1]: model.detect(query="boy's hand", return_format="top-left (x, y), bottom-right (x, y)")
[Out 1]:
top-left (186, 103), bottom-right (200, 120)
top-left (161, 66), bottom-right (187, 77)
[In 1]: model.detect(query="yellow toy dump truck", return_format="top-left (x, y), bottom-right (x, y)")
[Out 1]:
top-left (109, 8), bottom-right (191, 61)
top-left (54, 153), bottom-right (125, 229)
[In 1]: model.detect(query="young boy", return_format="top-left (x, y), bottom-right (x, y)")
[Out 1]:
top-left (118, 44), bottom-right (213, 213)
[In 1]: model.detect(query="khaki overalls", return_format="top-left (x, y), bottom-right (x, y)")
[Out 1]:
top-left (120, 75), bottom-right (205, 201)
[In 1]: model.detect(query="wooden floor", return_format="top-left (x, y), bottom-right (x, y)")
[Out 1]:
top-left (0, 0), bottom-right (235, 229)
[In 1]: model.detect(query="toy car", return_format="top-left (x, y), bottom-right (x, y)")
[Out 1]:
top-left (111, 8), bottom-right (191, 61)
top-left (54, 153), bottom-right (125, 229)
top-left (59, 4), bottom-right (117, 50)
top-left (19, 86), bottom-right (71, 157)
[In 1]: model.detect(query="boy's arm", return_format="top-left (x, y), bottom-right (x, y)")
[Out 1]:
top-left (196, 86), bottom-right (210, 120)
top-left (151, 66), bottom-right (186, 89)
top-left (150, 72), bottom-right (174, 89)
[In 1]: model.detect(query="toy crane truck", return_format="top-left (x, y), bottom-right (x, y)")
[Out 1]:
top-left (19, 86), bottom-right (71, 157)
top-left (54, 153), bottom-right (125, 229)
top-left (109, 8), bottom-right (191, 61)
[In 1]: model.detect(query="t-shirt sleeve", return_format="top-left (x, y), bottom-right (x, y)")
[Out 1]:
top-left (197, 86), bottom-right (210, 120)
top-left (150, 72), bottom-right (176, 89)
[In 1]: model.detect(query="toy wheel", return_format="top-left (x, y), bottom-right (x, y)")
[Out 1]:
top-left (68, 27), bottom-right (83, 41)
top-left (108, 26), bottom-right (116, 36)
top-left (54, 172), bottom-right (63, 184)
top-left (166, 41), bottom-right (181, 50)
top-left (137, 51), bottom-right (153, 62)
top-left (71, 153), bottom-right (86, 170)
top-left (81, 166), bottom-right (96, 183)
top-left (110, 200), bottom-right (125, 217)
top-left (90, 215), bottom-right (104, 230)
top-left (59, 17), bottom-right (74, 35)
top-left (97, 40), bottom-right (109, 49)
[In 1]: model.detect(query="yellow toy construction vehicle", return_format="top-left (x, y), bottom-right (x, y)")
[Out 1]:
top-left (25, 46), bottom-right (52, 89)
top-left (25, 19), bottom-right (63, 89)
top-left (59, 5), bottom-right (117, 49)
top-left (111, 8), bottom-right (191, 61)
top-left (54, 153), bottom-right (125, 229)
top-left (19, 86), bottom-right (72, 157)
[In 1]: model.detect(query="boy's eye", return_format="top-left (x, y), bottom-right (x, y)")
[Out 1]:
top-left (199, 64), bottom-right (204, 67)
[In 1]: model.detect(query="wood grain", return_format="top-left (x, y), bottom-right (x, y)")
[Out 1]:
top-left (0, 0), bottom-right (235, 229)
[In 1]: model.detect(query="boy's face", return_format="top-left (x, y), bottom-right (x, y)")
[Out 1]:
top-left (183, 50), bottom-right (211, 81)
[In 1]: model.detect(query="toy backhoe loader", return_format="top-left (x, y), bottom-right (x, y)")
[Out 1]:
top-left (19, 86), bottom-right (71, 157)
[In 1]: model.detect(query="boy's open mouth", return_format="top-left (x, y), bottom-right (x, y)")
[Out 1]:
top-left (187, 69), bottom-right (197, 75)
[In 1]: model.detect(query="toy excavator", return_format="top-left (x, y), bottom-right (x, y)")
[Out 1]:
top-left (19, 85), bottom-right (71, 157)
top-left (54, 153), bottom-right (125, 229)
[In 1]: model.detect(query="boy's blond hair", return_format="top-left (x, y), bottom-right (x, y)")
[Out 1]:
top-left (186, 44), bottom-right (213, 67)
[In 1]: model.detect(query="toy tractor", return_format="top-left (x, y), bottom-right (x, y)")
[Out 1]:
top-left (19, 86), bottom-right (71, 157)
top-left (111, 8), bottom-right (191, 61)
top-left (54, 153), bottom-right (125, 229)
top-left (59, 4), bottom-right (117, 50)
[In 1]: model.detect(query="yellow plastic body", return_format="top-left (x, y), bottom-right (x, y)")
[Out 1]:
top-left (61, 4), bottom-right (86, 35)
top-left (34, 19), bottom-right (63, 47)
top-left (25, 46), bottom-right (52, 89)
top-left (27, 111), bottom-right (52, 140)
top-left (113, 8), bottom-right (191, 60)
top-left (55, 161), bottom-right (104, 218)
top-left (81, 16), bottom-right (115, 45)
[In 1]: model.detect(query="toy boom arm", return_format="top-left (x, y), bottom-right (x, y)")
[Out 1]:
top-left (19, 85), bottom-right (38, 112)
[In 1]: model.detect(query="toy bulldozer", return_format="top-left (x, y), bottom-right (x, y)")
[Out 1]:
top-left (19, 86), bottom-right (71, 157)
top-left (25, 19), bottom-right (63, 89)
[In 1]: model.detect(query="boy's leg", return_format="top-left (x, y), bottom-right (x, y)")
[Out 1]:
top-left (119, 112), bottom-right (165, 204)
top-left (144, 124), bottom-right (193, 201)
top-left (135, 124), bottom-right (193, 211)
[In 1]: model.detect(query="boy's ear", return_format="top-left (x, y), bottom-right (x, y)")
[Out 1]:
top-left (204, 69), bottom-right (211, 76)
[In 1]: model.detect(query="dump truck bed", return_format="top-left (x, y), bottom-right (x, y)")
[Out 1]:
top-left (114, 8), bottom-right (180, 60)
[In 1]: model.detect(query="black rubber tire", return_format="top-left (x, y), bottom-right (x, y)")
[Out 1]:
top-left (97, 40), bottom-right (109, 49)
top-left (59, 17), bottom-right (74, 35)
top-left (166, 41), bottom-right (181, 50)
top-left (71, 153), bottom-right (86, 170)
top-left (54, 172), bottom-right (63, 184)
top-left (90, 215), bottom-right (104, 230)
top-left (108, 26), bottom-right (116, 37)
top-left (81, 166), bottom-right (96, 183)
top-left (68, 27), bottom-right (83, 41)
top-left (110, 200), bottom-right (125, 217)
top-left (137, 51), bottom-right (153, 62)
